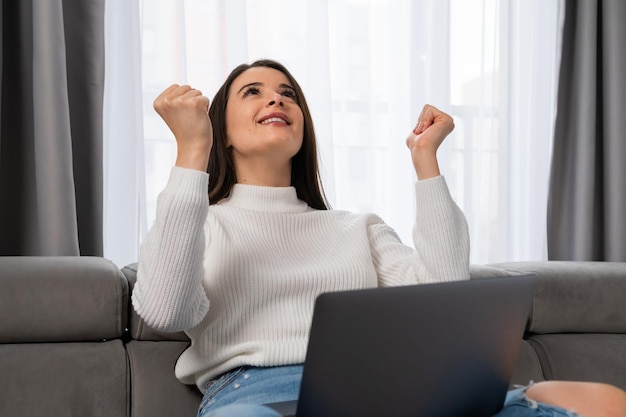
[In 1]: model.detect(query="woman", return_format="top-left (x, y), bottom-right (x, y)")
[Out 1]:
top-left (133, 60), bottom-right (626, 417)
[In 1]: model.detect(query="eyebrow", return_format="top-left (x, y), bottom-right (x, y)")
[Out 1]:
top-left (237, 82), bottom-right (296, 94)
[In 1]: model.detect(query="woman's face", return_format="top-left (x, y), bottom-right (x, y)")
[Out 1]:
top-left (225, 66), bottom-right (305, 164)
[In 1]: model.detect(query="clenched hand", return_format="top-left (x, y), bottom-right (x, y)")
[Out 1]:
top-left (153, 84), bottom-right (213, 171)
top-left (406, 104), bottom-right (455, 180)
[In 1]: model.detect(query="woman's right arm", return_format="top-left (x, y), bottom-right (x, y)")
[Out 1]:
top-left (131, 85), bottom-right (214, 332)
top-left (132, 168), bottom-right (211, 332)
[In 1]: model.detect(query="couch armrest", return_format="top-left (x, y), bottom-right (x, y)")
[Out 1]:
top-left (0, 256), bottom-right (128, 342)
top-left (488, 261), bottom-right (626, 334)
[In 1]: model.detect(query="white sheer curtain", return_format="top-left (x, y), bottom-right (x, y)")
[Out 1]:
top-left (103, 0), bottom-right (563, 267)
top-left (103, 0), bottom-right (146, 268)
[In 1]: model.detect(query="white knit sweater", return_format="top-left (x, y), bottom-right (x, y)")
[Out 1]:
top-left (132, 167), bottom-right (470, 392)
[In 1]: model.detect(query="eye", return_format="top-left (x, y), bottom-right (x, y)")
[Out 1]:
top-left (281, 89), bottom-right (297, 100)
top-left (242, 86), bottom-right (261, 97)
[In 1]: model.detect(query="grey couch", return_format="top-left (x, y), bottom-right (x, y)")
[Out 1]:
top-left (1, 256), bottom-right (625, 417)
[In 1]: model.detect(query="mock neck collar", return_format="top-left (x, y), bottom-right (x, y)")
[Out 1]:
top-left (218, 184), bottom-right (310, 213)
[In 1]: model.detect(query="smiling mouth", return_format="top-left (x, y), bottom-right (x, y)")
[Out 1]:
top-left (260, 117), bottom-right (289, 125)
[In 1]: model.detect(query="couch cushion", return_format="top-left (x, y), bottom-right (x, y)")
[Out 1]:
top-left (488, 261), bottom-right (626, 333)
top-left (509, 339), bottom-right (544, 387)
top-left (527, 333), bottom-right (626, 391)
top-left (0, 256), bottom-right (128, 342)
top-left (0, 341), bottom-right (128, 417)
top-left (127, 340), bottom-right (202, 417)
top-left (122, 263), bottom-right (190, 342)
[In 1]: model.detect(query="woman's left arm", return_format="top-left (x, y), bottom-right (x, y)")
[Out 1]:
top-left (370, 105), bottom-right (470, 285)
top-left (369, 176), bottom-right (470, 286)
top-left (408, 105), bottom-right (470, 282)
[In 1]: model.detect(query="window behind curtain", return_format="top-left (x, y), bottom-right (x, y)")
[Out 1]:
top-left (103, 0), bottom-right (563, 266)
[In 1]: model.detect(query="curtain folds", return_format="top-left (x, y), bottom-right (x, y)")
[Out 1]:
top-left (548, 0), bottom-right (626, 261)
top-left (0, 0), bottom-right (105, 256)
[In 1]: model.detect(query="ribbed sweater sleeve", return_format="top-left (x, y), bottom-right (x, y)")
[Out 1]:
top-left (411, 175), bottom-right (470, 281)
top-left (369, 175), bottom-right (470, 286)
top-left (132, 167), bottom-right (211, 332)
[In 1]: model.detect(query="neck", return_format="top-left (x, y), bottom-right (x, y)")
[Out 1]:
top-left (233, 156), bottom-right (292, 187)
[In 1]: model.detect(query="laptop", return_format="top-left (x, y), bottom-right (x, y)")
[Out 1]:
top-left (266, 275), bottom-right (538, 417)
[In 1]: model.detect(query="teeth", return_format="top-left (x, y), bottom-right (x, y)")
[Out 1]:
top-left (261, 117), bottom-right (287, 124)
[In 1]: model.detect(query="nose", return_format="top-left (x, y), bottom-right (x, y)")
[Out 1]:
top-left (268, 92), bottom-right (284, 107)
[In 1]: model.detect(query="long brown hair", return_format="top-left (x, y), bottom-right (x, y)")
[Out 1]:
top-left (207, 59), bottom-right (329, 210)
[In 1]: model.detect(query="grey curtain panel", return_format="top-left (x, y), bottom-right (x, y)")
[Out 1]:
top-left (0, 0), bottom-right (105, 256)
top-left (548, 0), bottom-right (626, 261)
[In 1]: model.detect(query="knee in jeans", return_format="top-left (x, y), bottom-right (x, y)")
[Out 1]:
top-left (526, 381), bottom-right (626, 417)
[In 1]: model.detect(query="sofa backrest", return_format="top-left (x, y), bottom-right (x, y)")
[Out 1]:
top-left (490, 261), bottom-right (626, 334)
top-left (488, 261), bottom-right (626, 391)
top-left (0, 256), bottom-right (129, 417)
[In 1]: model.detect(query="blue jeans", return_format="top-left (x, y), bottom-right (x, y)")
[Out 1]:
top-left (197, 366), bottom-right (581, 417)
top-left (197, 365), bottom-right (301, 417)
